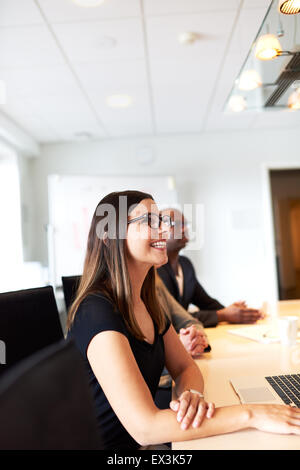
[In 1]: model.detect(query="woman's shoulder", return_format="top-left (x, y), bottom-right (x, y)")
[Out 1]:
top-left (69, 293), bottom-right (127, 356)
top-left (79, 292), bottom-right (115, 310)
top-left (74, 293), bottom-right (124, 329)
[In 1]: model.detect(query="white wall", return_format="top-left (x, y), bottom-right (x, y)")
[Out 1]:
top-left (27, 127), bottom-right (300, 308)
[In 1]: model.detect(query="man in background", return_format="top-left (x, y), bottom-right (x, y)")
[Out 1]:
top-left (157, 208), bottom-right (263, 328)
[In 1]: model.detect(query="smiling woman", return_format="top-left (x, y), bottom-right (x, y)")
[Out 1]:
top-left (67, 190), bottom-right (167, 339)
top-left (66, 189), bottom-right (300, 451)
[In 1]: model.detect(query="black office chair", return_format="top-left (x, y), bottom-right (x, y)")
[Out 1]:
top-left (61, 275), bottom-right (81, 311)
top-left (0, 339), bottom-right (103, 449)
top-left (0, 286), bottom-right (64, 377)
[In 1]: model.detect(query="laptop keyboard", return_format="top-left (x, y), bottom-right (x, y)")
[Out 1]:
top-left (265, 374), bottom-right (300, 408)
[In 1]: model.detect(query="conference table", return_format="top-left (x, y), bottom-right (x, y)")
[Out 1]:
top-left (172, 300), bottom-right (300, 450)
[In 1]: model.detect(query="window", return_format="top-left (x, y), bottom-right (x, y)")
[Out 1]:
top-left (0, 148), bottom-right (23, 292)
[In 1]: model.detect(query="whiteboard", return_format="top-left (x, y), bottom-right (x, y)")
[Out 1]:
top-left (48, 175), bottom-right (177, 286)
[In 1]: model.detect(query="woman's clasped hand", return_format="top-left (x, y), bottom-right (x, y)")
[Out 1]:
top-left (169, 390), bottom-right (215, 430)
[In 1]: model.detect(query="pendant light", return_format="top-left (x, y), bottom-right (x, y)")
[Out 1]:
top-left (255, 33), bottom-right (282, 60)
top-left (238, 69), bottom-right (262, 90)
top-left (228, 95), bottom-right (247, 112)
top-left (106, 94), bottom-right (133, 108)
top-left (278, 0), bottom-right (300, 14)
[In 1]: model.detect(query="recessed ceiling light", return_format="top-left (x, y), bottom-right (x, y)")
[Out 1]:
top-left (228, 95), bottom-right (247, 112)
top-left (106, 94), bottom-right (133, 108)
top-left (71, 0), bottom-right (106, 7)
top-left (278, 0), bottom-right (300, 15)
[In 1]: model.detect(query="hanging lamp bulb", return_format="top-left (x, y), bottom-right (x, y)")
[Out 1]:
top-left (255, 34), bottom-right (282, 60)
top-left (228, 95), bottom-right (247, 112)
top-left (238, 69), bottom-right (262, 90)
top-left (278, 0), bottom-right (300, 15)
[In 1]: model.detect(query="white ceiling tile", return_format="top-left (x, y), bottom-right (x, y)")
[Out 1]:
top-left (146, 12), bottom-right (236, 61)
top-left (150, 56), bottom-right (223, 87)
top-left (153, 79), bottom-right (215, 133)
top-left (1, 98), bottom-right (61, 142)
top-left (52, 18), bottom-right (145, 63)
top-left (243, 0), bottom-right (272, 10)
top-left (74, 59), bottom-right (148, 88)
top-left (73, 60), bottom-right (152, 135)
top-left (0, 65), bottom-right (82, 99)
top-left (28, 93), bottom-right (106, 136)
top-left (0, 25), bottom-right (64, 68)
top-left (87, 89), bottom-right (153, 136)
top-left (0, 65), bottom-right (107, 141)
top-left (144, 0), bottom-right (240, 16)
top-left (0, 0), bottom-right (43, 26)
top-left (38, 0), bottom-right (141, 22)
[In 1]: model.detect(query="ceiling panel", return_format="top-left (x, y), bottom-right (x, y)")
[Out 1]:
top-left (146, 12), bottom-right (237, 61)
top-left (147, 12), bottom-right (236, 133)
top-left (0, 65), bottom-right (84, 98)
top-left (1, 98), bottom-right (60, 142)
top-left (243, 0), bottom-right (272, 9)
top-left (91, 90), bottom-right (153, 137)
top-left (153, 83), bottom-right (214, 134)
top-left (144, 0), bottom-right (240, 16)
top-left (27, 93), bottom-right (106, 140)
top-left (52, 18), bottom-right (145, 63)
top-left (74, 60), bottom-right (152, 136)
top-left (38, 0), bottom-right (141, 22)
top-left (74, 59), bottom-right (148, 88)
top-left (0, 63), bottom-right (106, 140)
top-left (150, 57), bottom-right (222, 132)
top-left (0, 0), bottom-right (44, 26)
top-left (0, 25), bottom-right (64, 68)
top-left (0, 0), bottom-right (296, 144)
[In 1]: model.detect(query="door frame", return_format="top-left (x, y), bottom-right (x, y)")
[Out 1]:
top-left (262, 162), bottom-right (300, 305)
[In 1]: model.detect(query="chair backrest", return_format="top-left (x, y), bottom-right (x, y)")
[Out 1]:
top-left (61, 275), bottom-right (81, 311)
top-left (0, 286), bottom-right (64, 376)
top-left (0, 339), bottom-right (102, 449)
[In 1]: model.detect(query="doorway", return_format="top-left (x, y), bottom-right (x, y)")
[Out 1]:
top-left (270, 169), bottom-right (300, 300)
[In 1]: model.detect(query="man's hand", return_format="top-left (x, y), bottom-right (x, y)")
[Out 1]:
top-left (217, 301), bottom-right (264, 324)
top-left (179, 325), bottom-right (209, 357)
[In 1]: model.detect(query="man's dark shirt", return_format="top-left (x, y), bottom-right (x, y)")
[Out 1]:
top-left (157, 255), bottom-right (224, 328)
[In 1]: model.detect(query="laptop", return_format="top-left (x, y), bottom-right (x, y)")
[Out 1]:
top-left (230, 373), bottom-right (300, 408)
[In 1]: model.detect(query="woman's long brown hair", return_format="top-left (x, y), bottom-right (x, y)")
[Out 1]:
top-left (66, 190), bottom-right (166, 340)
